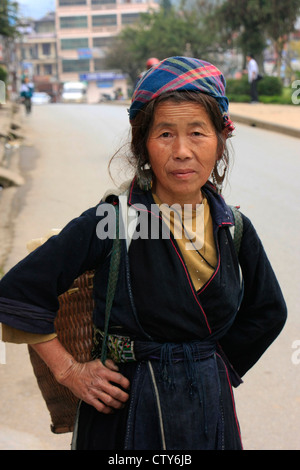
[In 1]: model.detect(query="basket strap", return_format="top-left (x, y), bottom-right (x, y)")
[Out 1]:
top-left (229, 205), bottom-right (244, 289)
top-left (229, 206), bottom-right (243, 255)
top-left (100, 204), bottom-right (121, 363)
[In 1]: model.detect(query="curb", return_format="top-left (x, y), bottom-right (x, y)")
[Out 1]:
top-left (0, 104), bottom-right (24, 271)
top-left (0, 103), bottom-right (24, 187)
top-left (230, 113), bottom-right (300, 139)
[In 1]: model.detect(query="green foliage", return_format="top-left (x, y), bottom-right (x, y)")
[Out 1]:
top-left (257, 76), bottom-right (283, 96)
top-left (291, 70), bottom-right (300, 82)
top-left (0, 0), bottom-right (20, 38)
top-left (226, 73), bottom-right (289, 105)
top-left (226, 76), bottom-right (250, 95)
top-left (215, 0), bottom-right (268, 58)
top-left (226, 94), bottom-right (250, 103)
top-left (227, 82), bottom-right (297, 104)
top-left (105, 0), bottom-right (300, 88)
top-left (0, 66), bottom-right (8, 83)
top-left (263, 0), bottom-right (300, 43)
top-left (106, 3), bottom-right (227, 85)
top-left (215, 0), bottom-right (300, 67)
top-left (226, 75), bottom-right (283, 98)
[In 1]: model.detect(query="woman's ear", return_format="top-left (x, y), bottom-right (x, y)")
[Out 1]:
top-left (216, 130), bottom-right (227, 161)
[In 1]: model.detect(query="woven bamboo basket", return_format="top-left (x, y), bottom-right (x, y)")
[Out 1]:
top-left (28, 271), bottom-right (94, 434)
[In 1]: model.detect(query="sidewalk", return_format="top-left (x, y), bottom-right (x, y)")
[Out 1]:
top-left (0, 103), bottom-right (24, 187)
top-left (229, 102), bottom-right (300, 139)
top-left (0, 103), bottom-right (25, 271)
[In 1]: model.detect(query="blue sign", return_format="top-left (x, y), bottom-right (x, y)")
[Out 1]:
top-left (79, 72), bottom-right (125, 81)
top-left (78, 48), bottom-right (93, 59)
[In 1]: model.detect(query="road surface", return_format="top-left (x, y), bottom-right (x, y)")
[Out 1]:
top-left (0, 103), bottom-right (299, 450)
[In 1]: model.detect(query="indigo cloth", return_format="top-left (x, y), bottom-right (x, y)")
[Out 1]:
top-left (129, 56), bottom-right (235, 133)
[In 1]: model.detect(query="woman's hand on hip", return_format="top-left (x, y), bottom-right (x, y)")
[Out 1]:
top-left (31, 337), bottom-right (130, 414)
top-left (57, 358), bottom-right (130, 414)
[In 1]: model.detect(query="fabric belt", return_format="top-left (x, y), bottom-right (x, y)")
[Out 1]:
top-left (92, 327), bottom-right (216, 364)
top-left (92, 327), bottom-right (243, 388)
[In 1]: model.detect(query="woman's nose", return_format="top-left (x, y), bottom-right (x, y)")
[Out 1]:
top-left (172, 137), bottom-right (192, 159)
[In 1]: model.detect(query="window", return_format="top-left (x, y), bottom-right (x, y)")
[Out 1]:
top-left (60, 16), bottom-right (88, 29)
top-left (94, 58), bottom-right (107, 71)
top-left (29, 45), bottom-right (38, 59)
top-left (35, 21), bottom-right (55, 34)
top-left (92, 0), bottom-right (116, 4)
top-left (42, 43), bottom-right (51, 55)
top-left (121, 13), bottom-right (140, 25)
top-left (59, 0), bottom-right (87, 5)
top-left (44, 64), bottom-right (53, 75)
top-left (93, 37), bottom-right (113, 48)
top-left (62, 59), bottom-right (90, 72)
top-left (92, 15), bottom-right (117, 27)
top-left (61, 38), bottom-right (89, 50)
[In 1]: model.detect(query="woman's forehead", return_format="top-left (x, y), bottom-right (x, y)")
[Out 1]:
top-left (151, 101), bottom-right (212, 127)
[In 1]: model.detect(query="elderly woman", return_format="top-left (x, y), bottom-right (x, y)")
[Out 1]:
top-left (0, 57), bottom-right (286, 450)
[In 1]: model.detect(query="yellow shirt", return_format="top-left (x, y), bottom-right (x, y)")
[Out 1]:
top-left (152, 193), bottom-right (217, 291)
top-left (1, 326), bottom-right (56, 344)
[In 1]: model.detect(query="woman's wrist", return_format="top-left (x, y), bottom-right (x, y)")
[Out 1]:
top-left (31, 337), bottom-right (77, 383)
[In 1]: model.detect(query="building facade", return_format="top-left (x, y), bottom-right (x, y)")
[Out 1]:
top-left (17, 13), bottom-right (60, 101)
top-left (56, 0), bottom-right (159, 102)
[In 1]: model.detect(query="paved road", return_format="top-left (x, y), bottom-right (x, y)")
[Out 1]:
top-left (0, 103), bottom-right (299, 450)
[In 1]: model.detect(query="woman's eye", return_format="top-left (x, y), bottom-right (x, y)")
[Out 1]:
top-left (160, 132), bottom-right (171, 138)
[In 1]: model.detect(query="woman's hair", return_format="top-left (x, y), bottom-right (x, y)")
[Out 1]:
top-left (110, 90), bottom-right (231, 190)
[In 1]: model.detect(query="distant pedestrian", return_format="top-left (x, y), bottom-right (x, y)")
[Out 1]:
top-left (20, 77), bottom-right (34, 114)
top-left (246, 54), bottom-right (259, 103)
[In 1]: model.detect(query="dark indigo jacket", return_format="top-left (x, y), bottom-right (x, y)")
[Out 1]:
top-left (0, 180), bottom-right (287, 449)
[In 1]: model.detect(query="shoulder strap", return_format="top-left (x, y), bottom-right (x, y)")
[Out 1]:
top-left (100, 204), bottom-right (122, 363)
top-left (229, 206), bottom-right (244, 290)
top-left (229, 206), bottom-right (243, 255)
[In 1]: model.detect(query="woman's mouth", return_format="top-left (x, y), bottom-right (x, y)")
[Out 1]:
top-left (170, 169), bottom-right (196, 179)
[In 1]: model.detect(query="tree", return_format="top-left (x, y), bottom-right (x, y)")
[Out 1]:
top-left (0, 0), bottom-right (20, 38)
top-left (215, 0), bottom-right (269, 69)
top-left (264, 0), bottom-right (300, 77)
top-left (106, 2), bottom-right (223, 85)
top-left (215, 0), bottom-right (300, 76)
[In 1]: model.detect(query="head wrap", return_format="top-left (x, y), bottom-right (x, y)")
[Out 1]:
top-left (129, 56), bottom-right (234, 134)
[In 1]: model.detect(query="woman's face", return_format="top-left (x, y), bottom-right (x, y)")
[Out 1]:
top-left (146, 100), bottom-right (221, 206)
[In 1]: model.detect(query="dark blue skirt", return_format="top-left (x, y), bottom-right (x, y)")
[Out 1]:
top-left (73, 341), bottom-right (243, 450)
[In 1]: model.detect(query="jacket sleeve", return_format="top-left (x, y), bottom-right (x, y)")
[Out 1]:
top-left (0, 204), bottom-right (111, 336)
top-left (219, 214), bottom-right (287, 377)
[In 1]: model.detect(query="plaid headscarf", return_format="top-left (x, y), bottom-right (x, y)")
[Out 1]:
top-left (129, 56), bottom-right (234, 134)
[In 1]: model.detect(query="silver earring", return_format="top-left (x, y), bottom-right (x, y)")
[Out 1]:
top-left (211, 163), bottom-right (227, 194)
top-left (136, 163), bottom-right (153, 191)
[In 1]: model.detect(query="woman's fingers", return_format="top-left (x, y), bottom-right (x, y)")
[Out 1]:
top-left (88, 362), bottom-right (130, 409)
top-left (98, 361), bottom-right (130, 392)
top-left (83, 375), bottom-right (129, 413)
top-left (104, 358), bottom-right (119, 371)
top-left (59, 358), bottom-right (130, 412)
